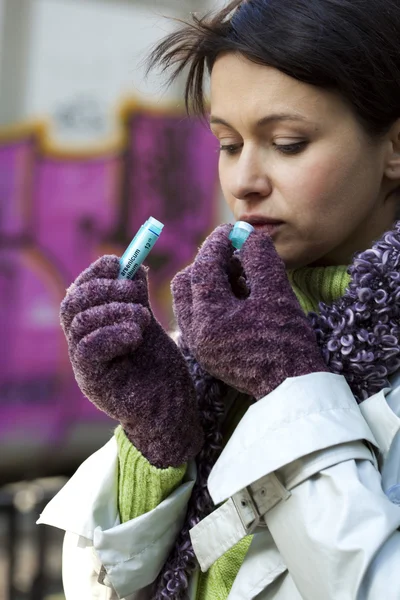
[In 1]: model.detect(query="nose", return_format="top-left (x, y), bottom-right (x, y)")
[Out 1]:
top-left (229, 145), bottom-right (272, 202)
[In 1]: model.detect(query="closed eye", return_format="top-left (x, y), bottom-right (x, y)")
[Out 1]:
top-left (219, 143), bottom-right (243, 156)
top-left (273, 141), bottom-right (308, 155)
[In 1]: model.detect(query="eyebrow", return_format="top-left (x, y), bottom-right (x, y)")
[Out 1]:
top-left (209, 113), bottom-right (309, 128)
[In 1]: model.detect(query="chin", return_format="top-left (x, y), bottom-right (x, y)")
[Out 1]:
top-left (276, 237), bottom-right (339, 269)
top-left (272, 243), bottom-right (311, 270)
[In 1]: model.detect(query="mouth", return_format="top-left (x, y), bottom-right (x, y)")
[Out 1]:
top-left (239, 215), bottom-right (285, 237)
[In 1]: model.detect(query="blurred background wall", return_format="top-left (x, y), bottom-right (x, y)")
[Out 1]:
top-left (0, 0), bottom-right (188, 137)
top-left (0, 1), bottom-right (232, 598)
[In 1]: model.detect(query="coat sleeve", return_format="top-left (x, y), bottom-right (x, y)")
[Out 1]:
top-left (207, 372), bottom-right (400, 599)
top-left (38, 436), bottom-right (196, 600)
top-left (62, 531), bottom-right (115, 600)
top-left (60, 477), bottom-right (196, 600)
top-left (62, 531), bottom-right (156, 600)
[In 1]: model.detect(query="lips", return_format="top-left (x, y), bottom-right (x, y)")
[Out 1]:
top-left (252, 222), bottom-right (282, 236)
top-left (239, 215), bottom-right (285, 237)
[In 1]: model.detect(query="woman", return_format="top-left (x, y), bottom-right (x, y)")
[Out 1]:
top-left (38, 0), bottom-right (400, 598)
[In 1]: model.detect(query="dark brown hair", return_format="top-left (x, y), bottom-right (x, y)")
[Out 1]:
top-left (148, 0), bottom-right (400, 136)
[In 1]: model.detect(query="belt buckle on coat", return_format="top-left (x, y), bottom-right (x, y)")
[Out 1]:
top-left (232, 487), bottom-right (263, 535)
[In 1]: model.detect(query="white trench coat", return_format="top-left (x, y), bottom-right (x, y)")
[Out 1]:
top-left (38, 371), bottom-right (400, 599)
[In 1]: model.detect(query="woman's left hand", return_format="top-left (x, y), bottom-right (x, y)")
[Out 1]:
top-left (172, 224), bottom-right (328, 399)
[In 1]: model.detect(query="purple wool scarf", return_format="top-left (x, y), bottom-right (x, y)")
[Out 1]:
top-left (153, 221), bottom-right (400, 600)
top-left (311, 221), bottom-right (400, 402)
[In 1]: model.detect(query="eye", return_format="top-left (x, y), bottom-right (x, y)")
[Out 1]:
top-left (273, 141), bottom-right (308, 155)
top-left (219, 143), bottom-right (243, 156)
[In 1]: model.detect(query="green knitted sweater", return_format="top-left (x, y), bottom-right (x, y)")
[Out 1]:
top-left (115, 265), bottom-right (351, 599)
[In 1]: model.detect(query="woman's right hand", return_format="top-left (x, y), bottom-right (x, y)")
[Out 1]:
top-left (60, 255), bottom-right (203, 468)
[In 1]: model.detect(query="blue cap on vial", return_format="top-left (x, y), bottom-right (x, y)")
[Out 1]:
top-left (229, 221), bottom-right (255, 250)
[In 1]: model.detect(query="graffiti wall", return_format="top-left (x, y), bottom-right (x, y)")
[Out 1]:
top-left (0, 103), bottom-right (220, 476)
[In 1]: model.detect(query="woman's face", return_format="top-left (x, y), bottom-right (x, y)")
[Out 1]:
top-left (210, 53), bottom-right (397, 268)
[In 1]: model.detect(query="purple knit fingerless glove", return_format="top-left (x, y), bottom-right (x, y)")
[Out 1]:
top-left (60, 255), bottom-right (203, 468)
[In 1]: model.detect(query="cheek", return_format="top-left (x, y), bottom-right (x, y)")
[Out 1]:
top-left (285, 151), bottom-right (365, 221)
